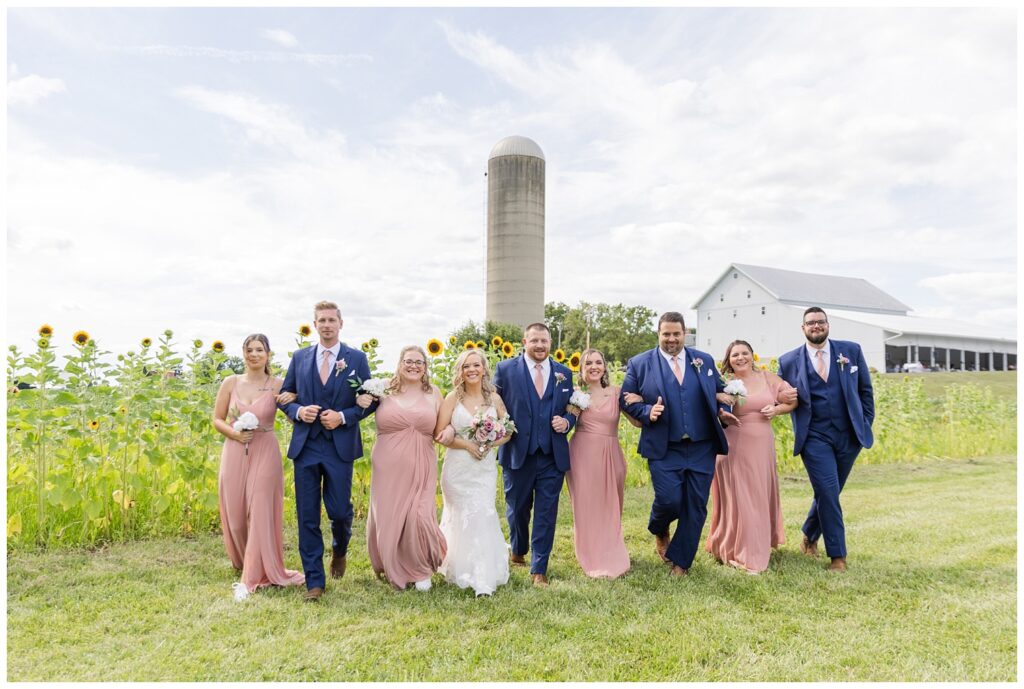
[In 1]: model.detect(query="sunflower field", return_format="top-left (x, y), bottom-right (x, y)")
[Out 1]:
top-left (6, 326), bottom-right (1016, 550)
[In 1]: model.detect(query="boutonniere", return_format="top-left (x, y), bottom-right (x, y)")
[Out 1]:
top-left (836, 353), bottom-right (850, 371)
top-left (691, 357), bottom-right (704, 372)
top-left (554, 372), bottom-right (566, 385)
top-left (334, 358), bottom-right (348, 377)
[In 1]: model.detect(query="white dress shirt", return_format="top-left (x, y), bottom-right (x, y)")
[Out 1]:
top-left (524, 355), bottom-right (551, 392)
top-left (659, 348), bottom-right (687, 384)
top-left (805, 340), bottom-right (832, 380)
top-left (299, 342), bottom-right (344, 424)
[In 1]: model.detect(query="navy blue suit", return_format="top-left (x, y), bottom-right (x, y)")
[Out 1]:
top-left (778, 339), bottom-right (874, 558)
top-left (280, 342), bottom-right (377, 589)
top-left (620, 346), bottom-right (727, 569)
top-left (493, 355), bottom-right (576, 575)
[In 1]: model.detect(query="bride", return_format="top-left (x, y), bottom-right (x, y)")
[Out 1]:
top-left (434, 348), bottom-right (512, 596)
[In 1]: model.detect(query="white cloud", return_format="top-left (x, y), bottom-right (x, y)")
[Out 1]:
top-left (919, 273), bottom-right (1017, 304)
top-left (260, 28), bottom-right (298, 48)
top-left (7, 74), bottom-right (66, 105)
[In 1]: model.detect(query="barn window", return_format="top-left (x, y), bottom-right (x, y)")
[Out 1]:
top-left (732, 272), bottom-right (738, 279)
top-left (719, 293), bottom-right (724, 302)
top-left (761, 306), bottom-right (766, 315)
top-left (747, 290), bottom-right (751, 299)
top-left (732, 310), bottom-right (737, 318)
top-left (706, 313), bottom-right (711, 320)
top-left (707, 338), bottom-right (712, 346)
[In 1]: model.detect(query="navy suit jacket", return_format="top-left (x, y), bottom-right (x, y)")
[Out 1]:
top-left (279, 343), bottom-right (377, 462)
top-left (493, 354), bottom-right (576, 472)
top-left (619, 346), bottom-right (728, 459)
top-left (778, 339), bottom-right (874, 456)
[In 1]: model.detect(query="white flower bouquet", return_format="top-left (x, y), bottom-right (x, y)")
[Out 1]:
top-left (723, 379), bottom-right (748, 407)
top-left (566, 390), bottom-right (591, 416)
top-left (232, 411), bottom-right (260, 455)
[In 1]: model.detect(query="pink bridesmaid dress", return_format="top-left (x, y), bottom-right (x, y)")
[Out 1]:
top-left (366, 393), bottom-right (447, 589)
top-left (566, 387), bottom-right (630, 579)
top-left (705, 371), bottom-right (791, 573)
top-left (218, 389), bottom-right (305, 593)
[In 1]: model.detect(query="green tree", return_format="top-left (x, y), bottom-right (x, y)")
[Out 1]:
top-left (448, 320), bottom-right (523, 350)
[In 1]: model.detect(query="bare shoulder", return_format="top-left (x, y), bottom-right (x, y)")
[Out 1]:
top-left (270, 376), bottom-right (285, 392)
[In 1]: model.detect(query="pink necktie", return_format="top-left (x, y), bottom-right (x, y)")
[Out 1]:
top-left (671, 356), bottom-right (683, 384)
top-left (534, 363), bottom-right (544, 397)
top-left (815, 350), bottom-right (827, 382)
top-left (320, 349), bottom-right (332, 384)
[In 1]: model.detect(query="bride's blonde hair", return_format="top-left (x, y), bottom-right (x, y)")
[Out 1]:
top-left (451, 349), bottom-right (495, 406)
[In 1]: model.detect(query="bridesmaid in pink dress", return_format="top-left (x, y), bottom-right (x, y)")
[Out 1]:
top-left (212, 334), bottom-right (305, 599)
top-left (361, 345), bottom-right (447, 591)
top-left (565, 348), bottom-right (638, 579)
top-left (705, 340), bottom-right (797, 574)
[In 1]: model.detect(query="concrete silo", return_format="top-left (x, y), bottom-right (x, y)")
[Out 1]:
top-left (486, 135), bottom-right (545, 329)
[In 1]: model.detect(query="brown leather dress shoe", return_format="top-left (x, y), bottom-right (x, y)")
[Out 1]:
top-left (669, 565), bottom-right (689, 577)
top-left (330, 553), bottom-right (347, 579)
top-left (800, 535), bottom-right (819, 558)
top-left (655, 532), bottom-right (671, 563)
top-left (827, 557), bottom-right (847, 572)
top-left (531, 573), bottom-right (549, 588)
top-left (303, 587), bottom-right (324, 601)
top-left (510, 553), bottom-right (528, 567)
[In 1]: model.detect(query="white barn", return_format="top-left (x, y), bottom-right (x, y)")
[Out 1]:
top-left (692, 263), bottom-right (1017, 372)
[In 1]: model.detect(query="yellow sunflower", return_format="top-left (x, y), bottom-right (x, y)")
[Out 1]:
top-left (38, 338), bottom-right (50, 349)
top-left (38, 324), bottom-right (54, 337)
top-left (88, 420), bottom-right (100, 431)
top-left (554, 349), bottom-right (566, 363)
top-left (193, 339), bottom-right (203, 349)
top-left (753, 353), bottom-right (760, 362)
top-left (370, 338), bottom-right (379, 348)
top-left (117, 405), bottom-right (128, 415)
top-left (501, 342), bottom-right (515, 357)
top-left (426, 339), bottom-right (444, 356)
top-left (475, 340), bottom-right (486, 349)
top-left (568, 352), bottom-right (582, 372)
top-left (490, 335), bottom-right (503, 348)
top-left (141, 338), bottom-right (152, 348)
top-left (463, 341), bottom-right (477, 350)
top-left (361, 341), bottom-right (371, 352)
top-left (73, 330), bottom-right (90, 346)
top-left (212, 340), bottom-right (225, 353)
top-left (298, 324), bottom-right (312, 337)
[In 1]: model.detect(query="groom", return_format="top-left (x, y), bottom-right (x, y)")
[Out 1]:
top-left (493, 322), bottom-right (576, 587)
top-left (620, 311), bottom-right (736, 576)
top-left (778, 306), bottom-right (874, 572)
top-left (279, 300), bottom-right (377, 601)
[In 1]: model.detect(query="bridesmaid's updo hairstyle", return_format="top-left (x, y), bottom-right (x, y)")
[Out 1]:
top-left (451, 349), bottom-right (495, 407)
top-left (242, 333), bottom-right (273, 376)
top-left (389, 345), bottom-right (432, 394)
top-left (720, 340), bottom-right (755, 376)
top-left (579, 348), bottom-right (610, 388)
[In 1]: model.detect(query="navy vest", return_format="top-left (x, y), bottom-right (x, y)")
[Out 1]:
top-left (807, 359), bottom-right (849, 434)
top-left (661, 354), bottom-right (713, 443)
top-left (526, 362), bottom-right (554, 455)
top-left (308, 357), bottom-right (339, 439)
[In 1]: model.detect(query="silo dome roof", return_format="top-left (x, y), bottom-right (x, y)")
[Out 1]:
top-left (488, 135), bottom-right (545, 161)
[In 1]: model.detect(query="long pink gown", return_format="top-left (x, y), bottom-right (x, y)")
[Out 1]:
top-left (366, 393), bottom-right (447, 589)
top-left (218, 389), bottom-right (305, 592)
top-left (705, 371), bottom-right (792, 573)
top-left (566, 387), bottom-right (630, 579)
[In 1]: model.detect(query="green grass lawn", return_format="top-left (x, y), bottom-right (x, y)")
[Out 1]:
top-left (7, 455), bottom-right (1016, 681)
top-left (879, 370), bottom-right (1017, 402)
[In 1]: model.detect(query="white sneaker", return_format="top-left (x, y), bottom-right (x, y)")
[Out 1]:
top-left (232, 582), bottom-right (250, 602)
top-left (414, 578), bottom-right (432, 591)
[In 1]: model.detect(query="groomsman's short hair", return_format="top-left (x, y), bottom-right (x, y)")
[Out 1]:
top-left (802, 306), bottom-right (827, 321)
top-left (658, 311), bottom-right (686, 330)
top-left (523, 322), bottom-right (551, 336)
top-left (313, 300), bottom-right (342, 320)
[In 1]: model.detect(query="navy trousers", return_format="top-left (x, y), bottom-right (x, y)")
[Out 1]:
top-left (293, 434), bottom-right (354, 590)
top-left (800, 426), bottom-right (861, 558)
top-left (502, 451), bottom-right (564, 575)
top-left (647, 439), bottom-right (716, 569)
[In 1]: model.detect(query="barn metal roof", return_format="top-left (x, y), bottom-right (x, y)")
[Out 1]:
top-left (827, 308), bottom-right (1016, 343)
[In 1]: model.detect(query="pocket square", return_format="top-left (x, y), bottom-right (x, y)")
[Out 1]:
top-left (347, 370), bottom-right (356, 377)
top-left (851, 366), bottom-right (859, 373)
top-left (560, 388), bottom-right (569, 392)
top-left (706, 369), bottom-right (713, 376)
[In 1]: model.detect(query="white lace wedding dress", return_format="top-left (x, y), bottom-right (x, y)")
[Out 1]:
top-left (439, 403), bottom-right (510, 596)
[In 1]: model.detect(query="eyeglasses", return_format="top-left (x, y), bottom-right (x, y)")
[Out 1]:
top-left (402, 359), bottom-right (426, 367)
top-left (803, 319), bottom-right (828, 327)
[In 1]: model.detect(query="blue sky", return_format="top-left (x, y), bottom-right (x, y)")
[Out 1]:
top-left (6, 7), bottom-right (1017, 365)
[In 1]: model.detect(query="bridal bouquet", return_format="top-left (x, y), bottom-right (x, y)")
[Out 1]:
top-left (462, 410), bottom-right (517, 457)
top-left (566, 389), bottom-right (591, 416)
top-left (232, 411), bottom-right (260, 455)
top-left (350, 376), bottom-right (389, 399)
top-left (722, 379), bottom-right (748, 407)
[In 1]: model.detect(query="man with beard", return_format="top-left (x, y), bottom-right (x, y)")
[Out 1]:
top-left (778, 306), bottom-right (874, 572)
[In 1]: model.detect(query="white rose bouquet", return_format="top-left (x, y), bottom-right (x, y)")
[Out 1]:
top-left (232, 411), bottom-right (260, 455)
top-left (566, 390), bottom-right (591, 416)
top-left (723, 379), bottom-right (748, 407)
